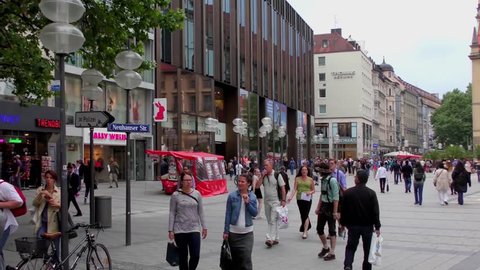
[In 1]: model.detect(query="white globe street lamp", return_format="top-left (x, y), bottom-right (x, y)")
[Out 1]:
top-left (233, 118), bottom-right (247, 167)
top-left (81, 69), bottom-right (103, 226)
top-left (115, 49), bottom-right (143, 246)
top-left (39, 0), bottom-right (85, 266)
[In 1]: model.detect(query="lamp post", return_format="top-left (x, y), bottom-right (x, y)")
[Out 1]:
top-left (81, 68), bottom-right (104, 225)
top-left (233, 118), bottom-right (248, 169)
top-left (334, 134), bottom-right (340, 160)
top-left (39, 0), bottom-right (85, 267)
top-left (205, 117), bottom-right (219, 153)
top-left (312, 133), bottom-right (324, 158)
top-left (115, 49), bottom-right (143, 246)
top-left (278, 125), bottom-right (286, 161)
top-left (259, 117), bottom-right (272, 162)
top-left (295, 127), bottom-right (305, 164)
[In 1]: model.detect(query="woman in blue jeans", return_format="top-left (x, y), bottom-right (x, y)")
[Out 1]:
top-left (412, 163), bottom-right (425, 205)
top-left (168, 173), bottom-right (207, 270)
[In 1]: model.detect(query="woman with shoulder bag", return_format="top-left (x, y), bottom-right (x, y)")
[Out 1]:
top-left (223, 173), bottom-right (258, 270)
top-left (432, 162), bottom-right (452, 206)
top-left (168, 172), bottom-right (207, 270)
top-left (452, 161), bottom-right (472, 205)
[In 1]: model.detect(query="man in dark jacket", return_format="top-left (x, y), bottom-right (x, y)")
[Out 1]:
top-left (340, 169), bottom-right (381, 270)
top-left (401, 160), bottom-right (413, 193)
top-left (67, 163), bottom-right (82, 216)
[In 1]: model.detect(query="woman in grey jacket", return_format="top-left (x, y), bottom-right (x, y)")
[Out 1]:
top-left (223, 173), bottom-right (258, 270)
top-left (168, 173), bottom-right (207, 270)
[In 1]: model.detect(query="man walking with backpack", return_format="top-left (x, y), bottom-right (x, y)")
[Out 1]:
top-left (259, 159), bottom-right (286, 247)
top-left (315, 162), bottom-right (340, 261)
top-left (0, 178), bottom-right (24, 269)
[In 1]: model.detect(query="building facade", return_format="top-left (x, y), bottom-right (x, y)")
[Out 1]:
top-left (470, 0), bottom-right (480, 147)
top-left (313, 29), bottom-right (374, 159)
top-left (156, 0), bottom-right (314, 165)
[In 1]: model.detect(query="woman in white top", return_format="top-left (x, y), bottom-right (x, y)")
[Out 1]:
top-left (433, 162), bottom-right (452, 206)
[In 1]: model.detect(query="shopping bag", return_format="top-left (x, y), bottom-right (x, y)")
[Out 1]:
top-left (386, 183), bottom-right (389, 192)
top-left (220, 240), bottom-right (233, 270)
top-left (166, 241), bottom-right (179, 266)
top-left (276, 206), bottom-right (289, 229)
top-left (368, 233), bottom-right (383, 266)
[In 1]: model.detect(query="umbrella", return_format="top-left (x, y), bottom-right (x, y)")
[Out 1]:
top-left (383, 151), bottom-right (421, 159)
top-left (383, 151), bottom-right (409, 157)
top-left (397, 153), bottom-right (422, 159)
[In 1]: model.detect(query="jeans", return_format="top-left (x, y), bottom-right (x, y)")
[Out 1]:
top-left (394, 172), bottom-right (401, 184)
top-left (458, 192), bottom-right (464, 205)
top-left (344, 225), bottom-right (373, 270)
top-left (0, 226), bottom-right (12, 270)
top-left (414, 183), bottom-right (424, 205)
top-left (175, 232), bottom-right (201, 270)
top-left (404, 177), bottom-right (412, 192)
top-left (379, 178), bottom-right (386, 192)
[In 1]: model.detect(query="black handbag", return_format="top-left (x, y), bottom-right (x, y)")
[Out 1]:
top-left (166, 241), bottom-right (179, 266)
top-left (220, 240), bottom-right (233, 270)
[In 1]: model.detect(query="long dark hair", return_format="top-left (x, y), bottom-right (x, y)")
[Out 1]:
top-left (296, 165), bottom-right (309, 177)
top-left (415, 162), bottom-right (424, 173)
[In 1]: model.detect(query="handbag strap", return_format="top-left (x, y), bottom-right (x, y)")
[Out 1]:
top-left (179, 190), bottom-right (199, 204)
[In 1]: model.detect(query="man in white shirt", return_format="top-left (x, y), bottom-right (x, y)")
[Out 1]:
top-left (259, 159), bottom-right (286, 247)
top-left (375, 162), bottom-right (388, 193)
top-left (0, 179), bottom-right (23, 269)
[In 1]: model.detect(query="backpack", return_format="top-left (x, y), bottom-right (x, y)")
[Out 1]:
top-left (263, 173), bottom-right (286, 201)
top-left (414, 171), bottom-right (424, 181)
top-left (0, 180), bottom-right (27, 217)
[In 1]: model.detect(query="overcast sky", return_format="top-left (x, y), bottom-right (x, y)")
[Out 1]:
top-left (287, 0), bottom-right (476, 97)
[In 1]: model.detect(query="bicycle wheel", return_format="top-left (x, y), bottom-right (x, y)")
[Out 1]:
top-left (16, 257), bottom-right (50, 270)
top-left (86, 243), bottom-right (111, 270)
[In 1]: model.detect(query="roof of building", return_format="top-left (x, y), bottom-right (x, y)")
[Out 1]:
top-left (378, 58), bottom-right (394, 72)
top-left (313, 29), bottom-right (359, 54)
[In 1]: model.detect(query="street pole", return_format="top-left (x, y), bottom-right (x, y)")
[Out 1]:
top-left (126, 89), bottom-right (131, 246)
top-left (89, 100), bottom-right (95, 225)
top-left (57, 54), bottom-right (70, 270)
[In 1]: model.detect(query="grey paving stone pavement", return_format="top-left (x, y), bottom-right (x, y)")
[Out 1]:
top-left (5, 171), bottom-right (480, 270)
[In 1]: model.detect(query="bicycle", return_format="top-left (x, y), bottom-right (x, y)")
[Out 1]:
top-left (9, 223), bottom-right (112, 270)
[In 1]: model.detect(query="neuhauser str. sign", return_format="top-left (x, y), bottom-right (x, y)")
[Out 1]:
top-left (331, 71), bottom-right (355, 79)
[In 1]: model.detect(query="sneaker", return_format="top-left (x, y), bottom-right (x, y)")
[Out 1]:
top-left (344, 267), bottom-right (352, 270)
top-left (323, 253), bottom-right (336, 261)
top-left (272, 240), bottom-right (279, 245)
top-left (265, 240), bottom-right (273, 247)
top-left (318, 247), bottom-right (330, 258)
top-left (444, 201), bottom-right (448, 205)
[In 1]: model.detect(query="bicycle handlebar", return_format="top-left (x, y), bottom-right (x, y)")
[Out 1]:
top-left (70, 223), bottom-right (104, 231)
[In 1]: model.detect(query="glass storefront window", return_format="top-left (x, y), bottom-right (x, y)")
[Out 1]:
top-left (105, 83), bottom-right (126, 123)
top-left (65, 76), bottom-right (82, 124)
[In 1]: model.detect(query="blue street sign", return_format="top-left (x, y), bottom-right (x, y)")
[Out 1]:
top-left (107, 123), bottom-right (150, 133)
top-left (373, 143), bottom-right (378, 148)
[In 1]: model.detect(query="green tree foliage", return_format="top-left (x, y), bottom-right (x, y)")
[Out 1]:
top-left (0, 0), bottom-right (184, 105)
top-left (431, 85), bottom-right (472, 147)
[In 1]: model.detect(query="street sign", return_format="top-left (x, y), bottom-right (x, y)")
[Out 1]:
top-left (75, 111), bottom-right (115, 128)
top-left (373, 143), bottom-right (378, 148)
top-left (107, 123), bottom-right (150, 133)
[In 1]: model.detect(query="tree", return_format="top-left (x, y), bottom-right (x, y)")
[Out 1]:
top-left (431, 85), bottom-right (472, 147)
top-left (0, 0), bottom-right (184, 105)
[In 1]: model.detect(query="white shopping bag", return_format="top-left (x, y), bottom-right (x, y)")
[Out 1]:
top-left (368, 233), bottom-right (383, 266)
top-left (275, 206), bottom-right (289, 229)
